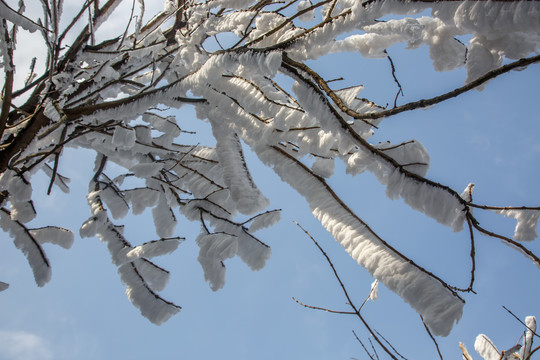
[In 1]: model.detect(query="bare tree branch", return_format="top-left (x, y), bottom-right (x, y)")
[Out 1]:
top-left (352, 54), bottom-right (540, 121)
top-left (293, 221), bottom-right (401, 360)
top-left (420, 315), bottom-right (444, 360)
top-left (502, 306), bottom-right (540, 339)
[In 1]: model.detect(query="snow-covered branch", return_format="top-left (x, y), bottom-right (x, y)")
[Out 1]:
top-left (0, 0), bottom-right (538, 343)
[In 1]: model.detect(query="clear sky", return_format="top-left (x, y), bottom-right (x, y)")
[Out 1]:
top-left (0, 1), bottom-right (539, 360)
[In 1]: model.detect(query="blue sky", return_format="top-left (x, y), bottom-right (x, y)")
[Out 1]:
top-left (1, 2), bottom-right (540, 360)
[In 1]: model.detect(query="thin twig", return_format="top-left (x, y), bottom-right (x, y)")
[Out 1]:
top-left (420, 315), bottom-right (444, 360)
top-left (459, 342), bottom-right (474, 360)
top-left (368, 338), bottom-right (380, 360)
top-left (450, 214), bottom-right (476, 293)
top-left (282, 55), bottom-right (475, 231)
top-left (469, 216), bottom-right (540, 267)
top-left (468, 204), bottom-right (540, 211)
top-left (325, 0), bottom-right (339, 20)
top-left (384, 49), bottom-right (404, 108)
top-left (241, 209), bottom-right (282, 226)
top-left (358, 280), bottom-right (377, 312)
top-left (57, 0), bottom-right (95, 46)
top-left (293, 221), bottom-right (400, 360)
top-left (353, 330), bottom-right (376, 360)
top-left (292, 297), bottom-right (355, 315)
top-left (502, 306), bottom-right (540, 339)
top-left (373, 330), bottom-right (409, 360)
top-left (0, 207), bottom-right (51, 273)
top-left (351, 54), bottom-right (540, 121)
top-left (527, 345), bottom-right (540, 360)
top-left (117, 0), bottom-right (137, 50)
top-left (46, 125), bottom-right (68, 195)
top-left (242, 0), bottom-right (333, 48)
top-left (274, 147), bottom-right (464, 300)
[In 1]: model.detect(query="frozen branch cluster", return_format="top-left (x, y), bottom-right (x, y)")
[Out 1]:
top-left (461, 315), bottom-right (537, 360)
top-left (0, 0), bottom-right (539, 335)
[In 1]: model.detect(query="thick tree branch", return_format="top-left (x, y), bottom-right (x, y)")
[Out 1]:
top-left (0, 20), bottom-right (14, 138)
top-left (275, 145), bottom-right (464, 300)
top-left (0, 107), bottom-right (51, 174)
top-left (281, 54), bottom-right (472, 220)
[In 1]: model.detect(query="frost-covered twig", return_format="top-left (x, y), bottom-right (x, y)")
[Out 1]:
top-left (282, 55), bottom-right (471, 223)
top-left (81, 155), bottom-right (182, 323)
top-left (57, 0), bottom-right (95, 46)
top-left (2, 0), bottom-right (540, 335)
top-left (283, 52), bottom-right (540, 275)
top-left (465, 314), bottom-right (537, 360)
top-left (0, 207), bottom-right (74, 287)
top-left (242, 0), bottom-right (334, 48)
top-left (13, 120), bottom-right (117, 173)
top-left (282, 53), bottom-right (378, 127)
top-left (293, 221), bottom-right (401, 360)
top-left (358, 280), bottom-right (379, 312)
top-left (0, 207), bottom-right (51, 285)
top-left (270, 145), bottom-right (464, 336)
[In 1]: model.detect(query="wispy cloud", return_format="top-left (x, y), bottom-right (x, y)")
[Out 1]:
top-left (0, 331), bottom-right (53, 360)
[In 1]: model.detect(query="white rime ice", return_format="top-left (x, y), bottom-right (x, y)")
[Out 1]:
top-left (0, 1), bottom-right (40, 33)
top-left (311, 157), bottom-right (335, 178)
top-left (152, 195), bottom-right (178, 239)
top-left (79, 176), bottom-right (182, 324)
top-left (119, 260), bottom-right (180, 325)
top-left (211, 121), bottom-right (269, 215)
top-left (112, 126), bottom-right (136, 150)
top-left (474, 334), bottom-right (500, 360)
top-left (1, 210), bottom-right (51, 287)
top-left (2, 0), bottom-right (539, 331)
top-left (521, 316), bottom-right (536, 359)
top-left (10, 201), bottom-right (36, 223)
top-left (260, 146), bottom-right (463, 337)
top-left (125, 239), bottom-right (181, 262)
top-left (248, 210), bottom-right (281, 233)
top-left (197, 233), bottom-right (237, 291)
top-left (471, 316), bottom-right (536, 360)
top-left (195, 217), bottom-right (272, 291)
top-left (496, 209), bottom-right (540, 242)
top-left (30, 226), bottom-right (74, 249)
top-left (124, 188), bottom-right (159, 215)
top-left (289, 76), bottom-right (467, 232)
top-left (0, 205), bottom-right (74, 287)
top-left (41, 165), bottom-right (70, 193)
top-left (370, 279), bottom-right (379, 302)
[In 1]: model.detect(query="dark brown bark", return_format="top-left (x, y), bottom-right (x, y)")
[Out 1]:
top-left (0, 108), bottom-right (51, 174)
